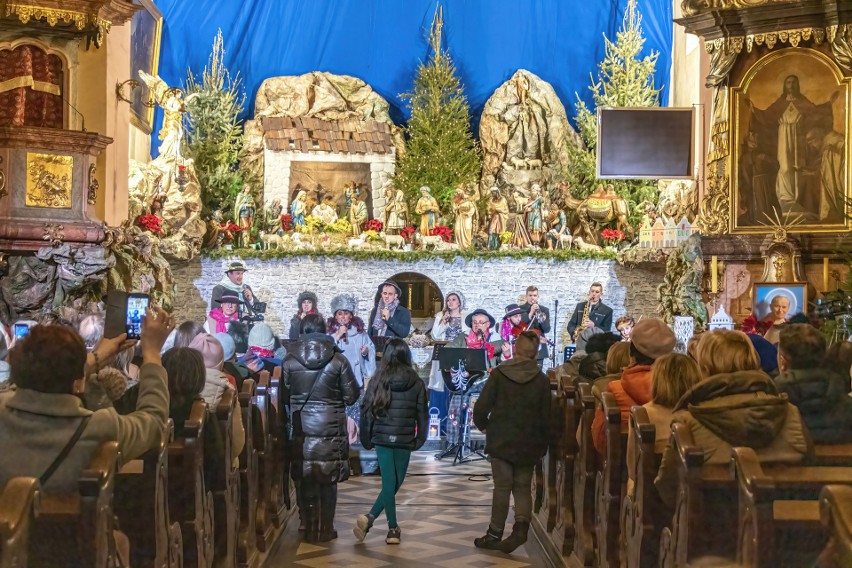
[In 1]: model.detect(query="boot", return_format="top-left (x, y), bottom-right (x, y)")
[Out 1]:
top-left (474, 527), bottom-right (503, 550)
top-left (498, 521), bottom-right (529, 553)
top-left (303, 506), bottom-right (319, 543)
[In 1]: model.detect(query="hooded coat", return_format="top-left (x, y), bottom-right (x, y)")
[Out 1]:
top-left (774, 367), bottom-right (852, 444)
top-left (473, 357), bottom-right (551, 465)
top-left (281, 333), bottom-right (360, 482)
top-left (654, 370), bottom-right (810, 507)
top-left (360, 367), bottom-right (428, 450)
top-left (592, 365), bottom-right (653, 454)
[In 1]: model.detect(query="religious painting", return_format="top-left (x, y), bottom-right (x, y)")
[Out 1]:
top-left (25, 152), bottom-right (73, 209)
top-left (731, 48), bottom-right (851, 233)
top-left (752, 282), bottom-right (807, 323)
top-left (129, 0), bottom-right (163, 133)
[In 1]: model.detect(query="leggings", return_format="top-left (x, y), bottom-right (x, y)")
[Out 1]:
top-left (369, 445), bottom-right (412, 528)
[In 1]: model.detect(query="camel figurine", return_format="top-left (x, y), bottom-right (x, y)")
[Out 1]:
top-left (565, 183), bottom-right (633, 243)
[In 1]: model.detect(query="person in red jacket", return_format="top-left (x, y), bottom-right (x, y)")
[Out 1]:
top-left (591, 319), bottom-right (676, 454)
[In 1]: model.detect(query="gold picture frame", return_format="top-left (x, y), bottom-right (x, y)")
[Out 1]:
top-left (129, 0), bottom-right (163, 134)
top-left (730, 48), bottom-right (852, 234)
top-left (26, 152), bottom-right (73, 209)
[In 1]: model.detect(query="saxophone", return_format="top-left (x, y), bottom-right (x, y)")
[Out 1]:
top-left (573, 301), bottom-right (590, 342)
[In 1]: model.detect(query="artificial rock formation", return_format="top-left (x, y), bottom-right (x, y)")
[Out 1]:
top-left (479, 69), bottom-right (581, 205)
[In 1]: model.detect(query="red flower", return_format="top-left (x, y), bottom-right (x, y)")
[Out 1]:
top-left (431, 225), bottom-right (453, 242)
top-left (601, 228), bottom-right (625, 243)
top-left (400, 226), bottom-right (416, 241)
top-left (362, 219), bottom-right (384, 232)
top-left (281, 214), bottom-right (293, 231)
top-left (136, 214), bottom-right (163, 235)
top-left (740, 314), bottom-right (773, 336)
top-left (220, 221), bottom-right (241, 232)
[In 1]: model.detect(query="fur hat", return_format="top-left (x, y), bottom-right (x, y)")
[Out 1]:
top-left (248, 322), bottom-right (275, 351)
top-left (215, 332), bottom-right (236, 362)
top-left (189, 333), bottom-right (225, 371)
top-left (93, 367), bottom-right (128, 401)
top-left (630, 319), bottom-right (676, 361)
top-left (330, 294), bottom-right (358, 315)
top-left (296, 291), bottom-right (318, 310)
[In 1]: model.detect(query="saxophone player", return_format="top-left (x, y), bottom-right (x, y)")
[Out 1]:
top-left (566, 282), bottom-right (613, 342)
top-left (519, 286), bottom-right (551, 366)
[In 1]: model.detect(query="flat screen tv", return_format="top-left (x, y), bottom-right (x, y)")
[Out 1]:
top-left (596, 107), bottom-right (695, 179)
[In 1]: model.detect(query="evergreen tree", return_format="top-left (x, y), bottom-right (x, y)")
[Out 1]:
top-left (566, 0), bottom-right (661, 228)
top-left (185, 30), bottom-right (246, 218)
top-left (393, 6), bottom-right (481, 217)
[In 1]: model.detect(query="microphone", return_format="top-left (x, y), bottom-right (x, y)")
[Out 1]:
top-left (62, 93), bottom-right (87, 132)
top-left (341, 331), bottom-right (348, 344)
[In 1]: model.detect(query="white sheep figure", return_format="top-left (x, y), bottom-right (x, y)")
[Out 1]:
top-left (556, 233), bottom-right (573, 249)
top-left (347, 233), bottom-right (370, 249)
top-left (415, 232), bottom-right (443, 250)
top-left (379, 231), bottom-right (405, 250)
top-left (573, 236), bottom-right (602, 251)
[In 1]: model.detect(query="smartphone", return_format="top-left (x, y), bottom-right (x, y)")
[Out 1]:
top-left (124, 293), bottom-right (150, 340)
top-left (13, 322), bottom-right (30, 340)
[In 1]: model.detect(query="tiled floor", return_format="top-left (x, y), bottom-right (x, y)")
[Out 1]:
top-left (264, 452), bottom-right (550, 567)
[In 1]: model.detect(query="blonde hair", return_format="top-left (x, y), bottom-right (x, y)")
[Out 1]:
top-left (651, 353), bottom-right (702, 407)
top-left (606, 341), bottom-right (631, 374)
top-left (696, 330), bottom-right (760, 377)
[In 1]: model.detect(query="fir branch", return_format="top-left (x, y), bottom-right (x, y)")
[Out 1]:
top-left (204, 246), bottom-right (617, 262)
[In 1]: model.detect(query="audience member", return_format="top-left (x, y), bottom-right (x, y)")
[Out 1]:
top-left (227, 320), bottom-right (249, 357)
top-left (655, 330), bottom-right (810, 507)
top-left (0, 307), bottom-right (174, 495)
top-left (473, 332), bottom-right (550, 553)
top-left (615, 315), bottom-right (635, 341)
top-left (578, 332), bottom-right (622, 381)
top-left (686, 335), bottom-right (701, 361)
top-left (747, 333), bottom-right (779, 376)
top-left (289, 291), bottom-right (320, 340)
top-left (823, 341), bottom-right (852, 394)
top-left (775, 324), bottom-right (852, 443)
top-left (216, 332), bottom-right (249, 385)
top-left (591, 341), bottom-right (631, 395)
top-left (174, 320), bottom-right (205, 349)
top-left (283, 313), bottom-right (360, 543)
top-left (355, 339), bottom-right (427, 545)
top-left (245, 322), bottom-right (282, 374)
top-left (592, 319), bottom-right (676, 454)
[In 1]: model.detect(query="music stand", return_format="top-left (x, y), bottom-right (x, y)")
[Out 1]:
top-left (435, 347), bottom-right (489, 465)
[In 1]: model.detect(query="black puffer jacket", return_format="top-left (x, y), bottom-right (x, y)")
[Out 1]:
top-left (774, 367), bottom-right (852, 444)
top-left (282, 333), bottom-right (360, 482)
top-left (360, 369), bottom-right (428, 450)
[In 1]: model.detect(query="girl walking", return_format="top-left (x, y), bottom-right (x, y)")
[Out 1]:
top-left (355, 339), bottom-right (428, 544)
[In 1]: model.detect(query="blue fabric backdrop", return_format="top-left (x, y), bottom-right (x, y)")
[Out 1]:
top-left (151, 0), bottom-right (672, 157)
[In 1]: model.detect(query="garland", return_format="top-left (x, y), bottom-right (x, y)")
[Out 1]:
top-left (204, 246), bottom-right (618, 262)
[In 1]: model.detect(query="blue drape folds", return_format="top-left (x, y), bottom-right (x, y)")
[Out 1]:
top-left (151, 0), bottom-right (672, 157)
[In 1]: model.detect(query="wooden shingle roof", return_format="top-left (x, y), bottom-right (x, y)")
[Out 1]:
top-left (262, 116), bottom-right (394, 155)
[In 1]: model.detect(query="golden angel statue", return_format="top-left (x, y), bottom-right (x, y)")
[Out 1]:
top-left (138, 71), bottom-right (197, 159)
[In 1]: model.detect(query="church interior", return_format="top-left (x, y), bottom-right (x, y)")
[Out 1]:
top-left (1, 0), bottom-right (852, 566)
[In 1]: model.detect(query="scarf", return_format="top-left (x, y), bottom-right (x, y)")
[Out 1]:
top-left (249, 346), bottom-right (275, 358)
top-left (371, 298), bottom-right (400, 336)
top-left (209, 308), bottom-right (238, 333)
top-left (466, 329), bottom-right (495, 360)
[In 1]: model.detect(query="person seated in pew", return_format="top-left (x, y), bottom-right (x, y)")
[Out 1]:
top-left (578, 332), bottom-right (622, 382)
top-left (174, 320), bottom-right (205, 349)
top-left (0, 306), bottom-right (174, 496)
top-left (746, 333), bottom-right (779, 377)
top-left (187, 334), bottom-right (245, 464)
top-left (590, 341), bottom-right (631, 397)
top-left (241, 323), bottom-right (282, 375)
top-left (822, 340), bottom-right (852, 395)
top-left (775, 324), bottom-right (852, 444)
top-left (216, 332), bottom-right (250, 387)
top-left (626, 353), bottom-right (702, 491)
top-left (654, 330), bottom-right (811, 508)
top-left (592, 319), bottom-right (676, 454)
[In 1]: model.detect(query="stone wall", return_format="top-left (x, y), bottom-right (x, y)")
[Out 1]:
top-left (173, 255), bottom-right (666, 361)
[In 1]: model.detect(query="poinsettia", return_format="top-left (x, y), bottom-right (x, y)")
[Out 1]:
top-left (362, 219), bottom-right (384, 232)
top-left (400, 226), bottom-right (416, 241)
top-left (432, 225), bottom-right (453, 243)
top-left (219, 221), bottom-right (241, 243)
top-left (136, 214), bottom-right (163, 235)
top-left (280, 214), bottom-right (293, 231)
top-left (740, 313), bottom-right (773, 336)
top-left (601, 228), bottom-right (625, 245)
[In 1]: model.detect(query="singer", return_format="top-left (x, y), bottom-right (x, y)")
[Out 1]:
top-left (446, 309), bottom-right (510, 370)
top-left (327, 294), bottom-right (376, 423)
top-left (518, 286), bottom-right (551, 366)
top-left (368, 281), bottom-right (412, 339)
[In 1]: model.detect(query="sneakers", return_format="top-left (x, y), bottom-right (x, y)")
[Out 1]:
top-left (386, 527), bottom-right (401, 545)
top-left (353, 514), bottom-right (374, 543)
top-left (474, 528), bottom-right (504, 550)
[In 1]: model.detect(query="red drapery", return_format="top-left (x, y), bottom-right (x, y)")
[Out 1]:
top-left (0, 45), bottom-right (64, 128)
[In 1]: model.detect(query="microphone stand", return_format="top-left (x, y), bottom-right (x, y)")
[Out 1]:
top-left (551, 299), bottom-right (558, 363)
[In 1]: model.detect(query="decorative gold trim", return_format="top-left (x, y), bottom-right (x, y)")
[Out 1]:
top-left (42, 223), bottom-right (65, 247)
top-left (705, 25), bottom-right (845, 55)
top-left (87, 163), bottom-right (98, 205)
top-left (683, 0), bottom-right (802, 17)
top-left (4, 4), bottom-right (112, 47)
top-left (697, 164), bottom-right (730, 236)
top-left (0, 75), bottom-right (61, 95)
top-left (0, 156), bottom-right (6, 201)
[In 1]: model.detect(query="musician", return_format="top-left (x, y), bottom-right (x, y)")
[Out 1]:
top-left (566, 282), bottom-right (613, 341)
top-left (368, 281), bottom-right (412, 339)
top-left (518, 286), bottom-right (551, 364)
top-left (447, 309), bottom-right (509, 370)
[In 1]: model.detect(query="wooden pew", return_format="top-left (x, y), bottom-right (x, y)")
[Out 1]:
top-left (0, 477), bottom-right (39, 567)
top-left (237, 379), bottom-right (259, 568)
top-left (253, 371), bottom-right (275, 551)
top-left (268, 366), bottom-right (290, 525)
top-left (557, 376), bottom-right (580, 556)
top-left (213, 388), bottom-right (240, 568)
top-left (732, 447), bottom-right (852, 568)
top-left (595, 391), bottom-right (626, 568)
top-left (169, 400), bottom-right (215, 568)
top-left (115, 419), bottom-right (183, 568)
top-left (820, 484), bottom-right (852, 568)
top-left (812, 443), bottom-right (852, 467)
top-left (621, 406), bottom-right (663, 568)
top-left (534, 370), bottom-right (560, 525)
top-left (31, 441), bottom-right (119, 567)
top-left (570, 381), bottom-right (597, 566)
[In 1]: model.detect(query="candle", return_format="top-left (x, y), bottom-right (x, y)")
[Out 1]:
top-left (824, 257), bottom-right (830, 292)
top-left (711, 256), bottom-right (718, 294)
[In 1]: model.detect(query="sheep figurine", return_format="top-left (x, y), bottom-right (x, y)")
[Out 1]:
top-left (379, 231), bottom-right (405, 250)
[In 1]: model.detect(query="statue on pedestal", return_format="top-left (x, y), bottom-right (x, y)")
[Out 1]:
top-left (264, 198), bottom-right (283, 235)
top-left (524, 184), bottom-right (544, 243)
top-left (383, 186), bottom-right (408, 235)
top-left (234, 183), bottom-right (255, 247)
top-left (348, 185), bottom-right (368, 236)
top-left (453, 186), bottom-right (478, 249)
top-left (487, 187), bottom-right (509, 250)
top-left (291, 190), bottom-right (307, 229)
top-left (415, 186), bottom-right (440, 236)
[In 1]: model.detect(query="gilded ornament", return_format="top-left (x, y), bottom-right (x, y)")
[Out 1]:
top-left (0, 156), bottom-right (6, 201)
top-left (42, 223), bottom-right (65, 247)
top-left (4, 4), bottom-right (111, 47)
top-left (87, 163), bottom-right (98, 205)
top-left (697, 168), bottom-right (730, 236)
top-left (26, 152), bottom-right (73, 209)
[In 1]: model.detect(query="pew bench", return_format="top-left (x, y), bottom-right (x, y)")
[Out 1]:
top-left (0, 477), bottom-right (39, 567)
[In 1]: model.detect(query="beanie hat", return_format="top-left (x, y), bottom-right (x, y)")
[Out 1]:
top-left (93, 367), bottom-right (128, 401)
top-left (216, 332), bottom-right (236, 362)
top-left (189, 333), bottom-right (225, 371)
top-left (297, 291), bottom-right (318, 310)
top-left (748, 333), bottom-right (779, 374)
top-left (248, 322), bottom-right (275, 351)
top-left (330, 294), bottom-right (358, 315)
top-left (630, 319), bottom-right (676, 361)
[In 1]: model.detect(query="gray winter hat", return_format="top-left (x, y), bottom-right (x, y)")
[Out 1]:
top-left (330, 294), bottom-right (358, 315)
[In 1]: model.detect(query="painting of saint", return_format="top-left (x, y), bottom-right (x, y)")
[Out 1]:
top-left (733, 49), bottom-right (848, 231)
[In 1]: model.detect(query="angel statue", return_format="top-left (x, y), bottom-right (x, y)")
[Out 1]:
top-left (138, 71), bottom-right (196, 159)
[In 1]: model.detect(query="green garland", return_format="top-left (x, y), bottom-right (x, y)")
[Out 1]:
top-left (204, 246), bottom-right (617, 262)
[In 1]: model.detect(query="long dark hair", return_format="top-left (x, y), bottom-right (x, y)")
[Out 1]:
top-left (162, 347), bottom-right (205, 416)
top-left (362, 338), bottom-right (415, 417)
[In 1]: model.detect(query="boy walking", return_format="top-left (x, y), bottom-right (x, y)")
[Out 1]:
top-left (473, 331), bottom-right (551, 552)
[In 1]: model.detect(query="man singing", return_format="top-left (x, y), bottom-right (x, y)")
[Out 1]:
top-left (368, 281), bottom-right (412, 339)
top-left (566, 282), bottom-right (613, 341)
top-left (518, 286), bottom-right (551, 365)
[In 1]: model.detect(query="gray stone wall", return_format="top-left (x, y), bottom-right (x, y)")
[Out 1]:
top-left (173, 255), bottom-right (665, 361)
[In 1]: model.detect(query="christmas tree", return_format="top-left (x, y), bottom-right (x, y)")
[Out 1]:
top-left (393, 6), bottom-right (481, 217)
top-left (566, 0), bottom-right (661, 228)
top-left (185, 30), bottom-right (246, 218)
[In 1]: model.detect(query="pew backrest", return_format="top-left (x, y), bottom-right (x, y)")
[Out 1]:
top-left (0, 477), bottom-right (39, 568)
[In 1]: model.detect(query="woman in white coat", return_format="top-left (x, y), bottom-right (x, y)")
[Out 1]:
top-left (429, 292), bottom-right (469, 436)
top-left (327, 294), bottom-right (376, 423)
